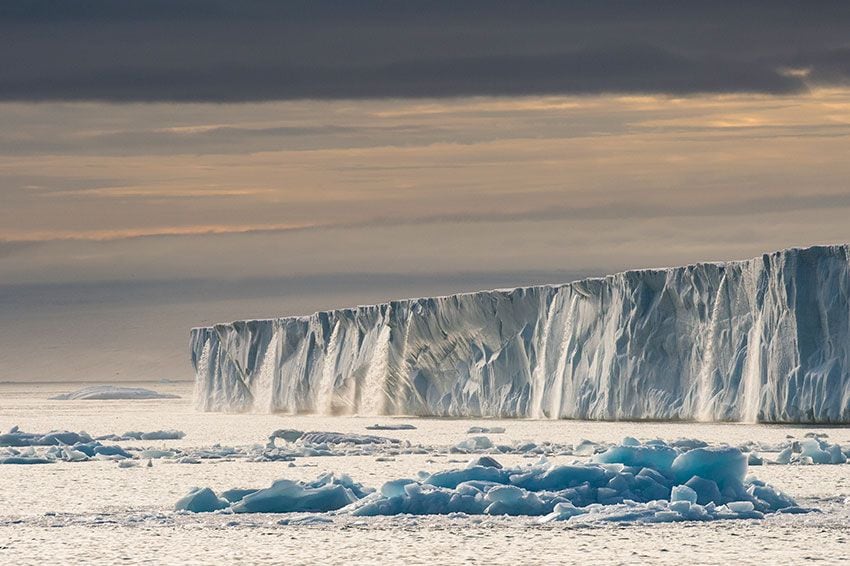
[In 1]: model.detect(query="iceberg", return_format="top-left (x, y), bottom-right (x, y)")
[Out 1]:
top-left (51, 385), bottom-right (179, 401)
top-left (190, 245), bottom-right (850, 422)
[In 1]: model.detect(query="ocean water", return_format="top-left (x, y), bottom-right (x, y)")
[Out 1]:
top-left (2, 382), bottom-right (850, 565)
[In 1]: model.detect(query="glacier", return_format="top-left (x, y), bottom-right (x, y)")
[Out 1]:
top-left (190, 244), bottom-right (850, 422)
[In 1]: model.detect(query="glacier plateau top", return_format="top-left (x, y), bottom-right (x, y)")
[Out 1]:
top-left (191, 245), bottom-right (850, 423)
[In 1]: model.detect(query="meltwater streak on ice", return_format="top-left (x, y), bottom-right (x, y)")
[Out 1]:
top-left (190, 245), bottom-right (850, 422)
top-left (252, 326), bottom-right (279, 413)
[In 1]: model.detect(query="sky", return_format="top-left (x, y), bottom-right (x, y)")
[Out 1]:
top-left (2, 1), bottom-right (850, 382)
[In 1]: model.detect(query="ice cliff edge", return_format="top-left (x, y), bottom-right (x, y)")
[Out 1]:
top-left (190, 244), bottom-right (850, 422)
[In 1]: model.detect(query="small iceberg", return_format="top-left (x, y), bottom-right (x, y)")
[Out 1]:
top-left (50, 385), bottom-right (180, 401)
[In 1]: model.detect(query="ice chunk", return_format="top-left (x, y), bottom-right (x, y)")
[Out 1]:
top-left (139, 449), bottom-right (177, 459)
top-left (539, 501), bottom-right (585, 522)
top-left (671, 447), bottom-right (747, 489)
top-left (0, 429), bottom-right (92, 447)
top-left (592, 444), bottom-right (677, 473)
top-left (829, 444), bottom-right (847, 464)
top-left (175, 487), bottom-right (229, 512)
top-left (220, 488), bottom-right (260, 503)
top-left (380, 479), bottom-right (418, 498)
top-left (452, 436), bottom-right (493, 452)
top-left (483, 485), bottom-right (551, 516)
top-left (269, 429), bottom-right (305, 443)
top-left (726, 501), bottom-right (755, 514)
top-left (93, 445), bottom-right (131, 458)
top-left (232, 475), bottom-right (368, 513)
top-left (684, 476), bottom-right (722, 505)
top-left (799, 439), bottom-right (832, 464)
top-left (670, 485), bottom-right (698, 504)
top-left (50, 385), bottom-right (179, 400)
top-left (467, 456), bottom-right (503, 469)
top-left (510, 464), bottom-right (608, 492)
top-left (775, 447), bottom-right (793, 464)
top-left (467, 426), bottom-right (506, 434)
top-left (62, 446), bottom-right (89, 462)
top-left (573, 439), bottom-right (602, 456)
top-left (424, 465), bottom-right (509, 489)
top-left (299, 432), bottom-right (399, 445)
top-left (120, 430), bottom-right (185, 441)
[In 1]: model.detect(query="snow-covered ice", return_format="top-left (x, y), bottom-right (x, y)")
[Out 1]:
top-left (4, 384), bottom-right (850, 564)
top-left (191, 245), bottom-right (850, 422)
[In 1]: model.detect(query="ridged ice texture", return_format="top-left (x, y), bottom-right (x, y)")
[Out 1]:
top-left (190, 245), bottom-right (850, 422)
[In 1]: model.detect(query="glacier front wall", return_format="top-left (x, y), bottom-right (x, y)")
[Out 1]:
top-left (190, 245), bottom-right (850, 422)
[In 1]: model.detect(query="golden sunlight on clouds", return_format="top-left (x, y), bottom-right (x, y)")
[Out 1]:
top-left (1, 223), bottom-right (320, 243)
top-left (1, 89), bottom-right (849, 255)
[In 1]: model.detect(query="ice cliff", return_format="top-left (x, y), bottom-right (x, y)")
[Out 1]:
top-left (190, 244), bottom-right (850, 422)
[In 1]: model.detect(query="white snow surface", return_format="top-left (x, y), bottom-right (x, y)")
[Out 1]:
top-left (191, 245), bottom-right (850, 422)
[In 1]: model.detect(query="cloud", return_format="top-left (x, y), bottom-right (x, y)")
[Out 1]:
top-left (1, 1), bottom-right (849, 101)
top-left (0, 223), bottom-right (318, 243)
top-left (5, 190), bottom-right (850, 244)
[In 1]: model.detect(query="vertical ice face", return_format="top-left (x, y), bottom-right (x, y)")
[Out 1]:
top-left (190, 245), bottom-right (850, 422)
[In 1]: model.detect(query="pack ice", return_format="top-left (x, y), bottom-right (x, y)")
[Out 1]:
top-left (176, 439), bottom-right (805, 523)
top-left (191, 245), bottom-right (850, 422)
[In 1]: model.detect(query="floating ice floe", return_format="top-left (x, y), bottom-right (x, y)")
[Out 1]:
top-left (268, 430), bottom-right (400, 447)
top-left (50, 385), bottom-right (180, 400)
top-left (466, 426), bottom-right (506, 434)
top-left (0, 427), bottom-right (92, 447)
top-left (0, 426), bottom-right (178, 464)
top-left (95, 430), bottom-right (186, 441)
top-left (365, 424), bottom-right (417, 431)
top-left (177, 439), bottom-right (809, 524)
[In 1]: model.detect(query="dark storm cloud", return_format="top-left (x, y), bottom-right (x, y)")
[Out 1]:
top-left (2, 1), bottom-right (850, 101)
